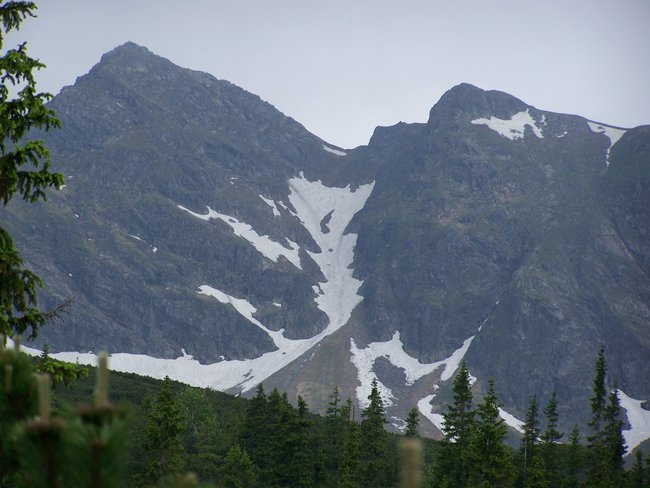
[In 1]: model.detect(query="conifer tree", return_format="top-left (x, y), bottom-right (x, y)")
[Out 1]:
top-left (405, 407), bottom-right (420, 437)
top-left (138, 376), bottom-right (187, 486)
top-left (439, 359), bottom-right (474, 487)
top-left (467, 378), bottom-right (514, 487)
top-left (240, 383), bottom-right (267, 475)
top-left (285, 395), bottom-right (314, 488)
top-left (565, 425), bottom-right (582, 488)
top-left (220, 444), bottom-right (258, 488)
top-left (521, 395), bottom-right (540, 474)
top-left (338, 419), bottom-right (360, 488)
top-left (602, 386), bottom-right (626, 485)
top-left (525, 454), bottom-right (550, 488)
top-left (1, 1), bottom-right (65, 340)
top-left (541, 390), bottom-right (562, 445)
top-left (540, 390), bottom-right (563, 488)
top-left (442, 360), bottom-right (474, 444)
top-left (360, 378), bottom-right (390, 487)
top-left (324, 386), bottom-right (346, 485)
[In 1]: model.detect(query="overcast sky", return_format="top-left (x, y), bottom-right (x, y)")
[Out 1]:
top-left (5, 0), bottom-right (650, 148)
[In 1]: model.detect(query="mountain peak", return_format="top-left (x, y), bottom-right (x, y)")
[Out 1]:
top-left (428, 83), bottom-right (528, 128)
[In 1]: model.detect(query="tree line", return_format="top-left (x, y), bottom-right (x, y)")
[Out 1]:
top-left (2, 339), bottom-right (649, 487)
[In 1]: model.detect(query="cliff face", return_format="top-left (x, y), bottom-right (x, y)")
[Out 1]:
top-left (3, 43), bottom-right (649, 443)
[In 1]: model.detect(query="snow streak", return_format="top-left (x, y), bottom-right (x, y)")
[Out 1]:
top-left (471, 109), bottom-right (544, 140)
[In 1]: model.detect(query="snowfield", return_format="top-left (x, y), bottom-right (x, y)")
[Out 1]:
top-left (471, 109), bottom-right (544, 140)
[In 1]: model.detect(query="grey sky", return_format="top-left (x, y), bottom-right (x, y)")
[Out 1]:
top-left (6, 0), bottom-right (650, 148)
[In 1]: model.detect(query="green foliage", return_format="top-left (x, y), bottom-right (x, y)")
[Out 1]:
top-left (405, 406), bottom-right (419, 437)
top-left (0, 1), bottom-right (64, 340)
top-left (136, 375), bottom-right (187, 486)
top-left (34, 344), bottom-right (88, 387)
top-left (1, 342), bottom-right (129, 487)
top-left (521, 394), bottom-right (540, 474)
top-left (220, 444), bottom-right (257, 488)
top-left (467, 378), bottom-right (514, 487)
top-left (439, 359), bottom-right (474, 487)
top-left (359, 378), bottom-right (394, 487)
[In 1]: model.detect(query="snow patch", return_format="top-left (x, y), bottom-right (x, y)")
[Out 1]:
top-left (259, 195), bottom-right (281, 217)
top-left (352, 332), bottom-right (476, 412)
top-left (499, 407), bottom-right (525, 433)
top-left (619, 389), bottom-right (650, 453)
top-left (322, 144), bottom-right (347, 156)
top-left (272, 302), bottom-right (282, 308)
top-left (178, 204), bottom-right (301, 269)
top-left (288, 174), bottom-right (374, 341)
top-left (471, 109), bottom-right (544, 140)
top-left (128, 234), bottom-right (142, 241)
top-left (13, 175), bottom-right (375, 395)
top-left (587, 121), bottom-right (626, 166)
top-left (417, 394), bottom-right (446, 433)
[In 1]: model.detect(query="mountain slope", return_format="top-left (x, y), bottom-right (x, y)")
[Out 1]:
top-left (3, 44), bottom-right (649, 448)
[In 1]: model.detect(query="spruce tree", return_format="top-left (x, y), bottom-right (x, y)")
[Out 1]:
top-left (442, 360), bottom-right (474, 444)
top-left (467, 378), bottom-right (514, 487)
top-left (360, 378), bottom-right (390, 487)
top-left (137, 376), bottom-right (187, 486)
top-left (220, 445), bottom-right (258, 488)
top-left (602, 385), bottom-right (626, 486)
top-left (565, 425), bottom-right (582, 488)
top-left (541, 390), bottom-right (562, 445)
top-left (338, 419), bottom-right (360, 488)
top-left (540, 390), bottom-right (563, 487)
top-left (405, 407), bottom-right (420, 437)
top-left (1, 1), bottom-right (65, 340)
top-left (240, 383), bottom-right (268, 476)
top-left (525, 454), bottom-right (550, 488)
top-left (286, 395), bottom-right (314, 488)
top-left (521, 395), bottom-right (540, 474)
top-left (439, 359), bottom-right (474, 487)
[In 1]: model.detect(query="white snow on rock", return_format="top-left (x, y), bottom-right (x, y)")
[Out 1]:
top-left (128, 234), bottom-right (142, 241)
top-left (618, 389), bottom-right (650, 453)
top-left (289, 173), bottom-right (374, 339)
top-left (259, 195), bottom-right (281, 217)
top-left (587, 121), bottom-right (626, 166)
top-left (418, 394), bottom-right (446, 433)
top-left (322, 144), bottom-right (347, 156)
top-left (19, 175), bottom-right (376, 394)
top-left (351, 331), bottom-right (477, 420)
top-left (178, 204), bottom-right (302, 269)
top-left (499, 407), bottom-right (525, 433)
top-left (471, 109), bottom-right (544, 140)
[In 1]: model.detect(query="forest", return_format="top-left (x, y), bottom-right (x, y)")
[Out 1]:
top-left (0, 339), bottom-right (648, 487)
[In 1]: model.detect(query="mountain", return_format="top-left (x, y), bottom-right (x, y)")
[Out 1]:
top-left (3, 43), bottom-right (649, 448)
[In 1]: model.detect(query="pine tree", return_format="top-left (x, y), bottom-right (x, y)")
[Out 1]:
top-left (541, 390), bottom-right (562, 445)
top-left (137, 376), bottom-right (187, 486)
top-left (590, 346), bottom-right (607, 434)
top-left (405, 407), bottom-right (420, 437)
top-left (602, 386), bottom-right (626, 485)
top-left (564, 425), bottom-right (582, 488)
top-left (240, 383), bottom-right (268, 476)
top-left (442, 360), bottom-right (474, 444)
top-left (521, 395), bottom-right (540, 474)
top-left (467, 378), bottom-right (514, 487)
top-left (220, 444), bottom-right (258, 488)
top-left (338, 419), bottom-right (360, 488)
top-left (525, 454), bottom-right (550, 488)
top-left (285, 395), bottom-right (314, 488)
top-left (540, 390), bottom-right (563, 487)
top-left (360, 378), bottom-right (391, 487)
top-left (1, 1), bottom-right (65, 340)
top-left (439, 359), bottom-right (474, 487)
top-left (324, 386), bottom-right (347, 486)
top-left (586, 348), bottom-right (627, 488)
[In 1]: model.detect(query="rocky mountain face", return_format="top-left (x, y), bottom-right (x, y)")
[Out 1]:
top-left (3, 43), bottom-right (649, 445)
